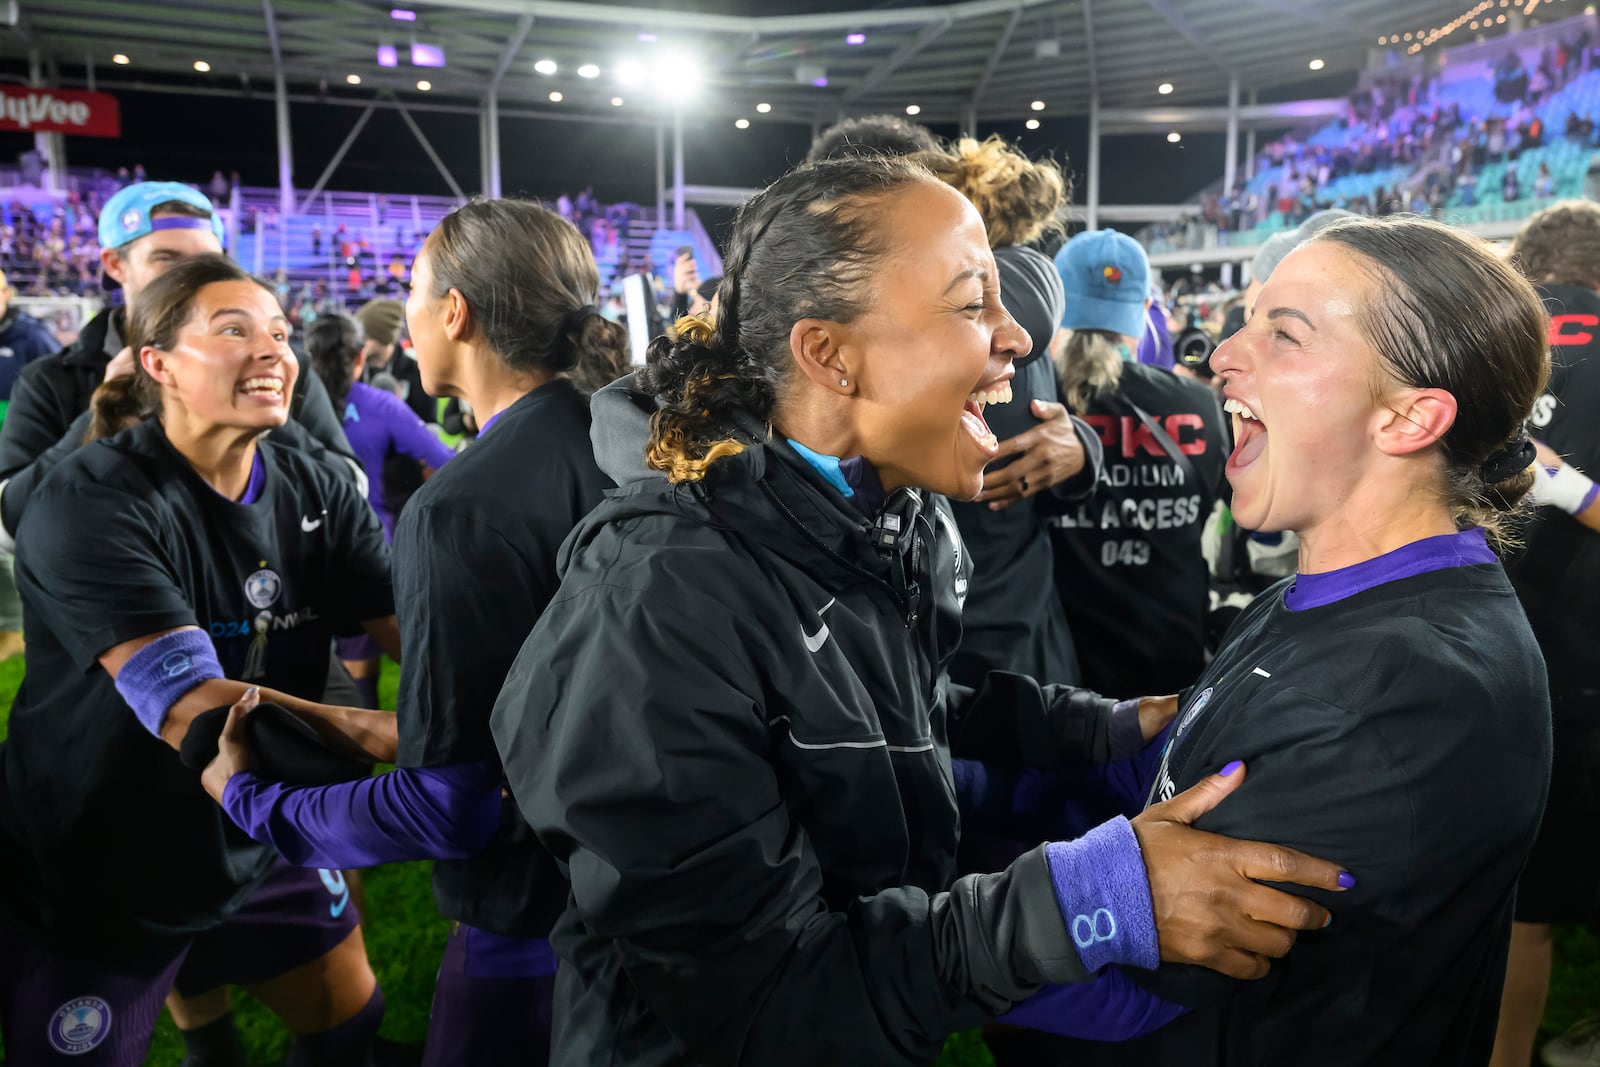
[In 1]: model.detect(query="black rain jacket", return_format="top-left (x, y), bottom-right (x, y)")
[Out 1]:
top-left (490, 378), bottom-right (1131, 1066)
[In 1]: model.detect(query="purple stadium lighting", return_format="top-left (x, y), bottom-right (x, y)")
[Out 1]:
top-left (846, 32), bottom-right (867, 45)
top-left (377, 44), bottom-right (399, 67)
top-left (813, 76), bottom-right (829, 87)
top-left (390, 8), bottom-right (416, 20)
top-left (411, 42), bottom-right (446, 67)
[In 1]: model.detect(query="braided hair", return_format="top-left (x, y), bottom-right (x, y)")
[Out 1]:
top-left (638, 155), bottom-right (933, 482)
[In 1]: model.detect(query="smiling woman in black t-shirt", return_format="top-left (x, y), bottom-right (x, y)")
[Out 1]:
top-left (1026, 216), bottom-right (1554, 1066)
top-left (0, 254), bottom-right (400, 1066)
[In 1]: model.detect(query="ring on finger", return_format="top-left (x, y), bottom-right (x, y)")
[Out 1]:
top-left (1019, 476), bottom-right (1030, 494)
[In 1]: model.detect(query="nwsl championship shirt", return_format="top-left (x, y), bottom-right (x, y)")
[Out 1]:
top-left (0, 419), bottom-right (392, 951)
top-left (1111, 532), bottom-right (1550, 1065)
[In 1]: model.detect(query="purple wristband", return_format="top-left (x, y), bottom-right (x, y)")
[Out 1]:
top-left (1043, 817), bottom-right (1160, 973)
top-left (1582, 481), bottom-right (1600, 514)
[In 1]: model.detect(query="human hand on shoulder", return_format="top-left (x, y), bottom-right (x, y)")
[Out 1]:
top-left (1132, 761), bottom-right (1352, 980)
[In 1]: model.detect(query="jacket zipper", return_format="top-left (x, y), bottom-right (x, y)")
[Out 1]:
top-left (756, 477), bottom-right (917, 626)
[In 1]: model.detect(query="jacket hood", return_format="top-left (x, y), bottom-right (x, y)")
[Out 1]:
top-left (589, 372), bottom-right (671, 489)
top-left (994, 245), bottom-right (1064, 371)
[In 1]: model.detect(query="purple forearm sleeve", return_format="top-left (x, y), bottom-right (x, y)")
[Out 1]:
top-left (996, 967), bottom-right (1185, 1040)
top-left (223, 759), bottom-right (501, 868)
top-left (1043, 816), bottom-right (1160, 973)
top-left (390, 409), bottom-right (456, 472)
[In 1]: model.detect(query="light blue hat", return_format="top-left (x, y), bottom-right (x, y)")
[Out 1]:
top-left (1055, 230), bottom-right (1151, 340)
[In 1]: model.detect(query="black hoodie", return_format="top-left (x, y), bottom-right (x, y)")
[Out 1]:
top-left (490, 378), bottom-right (1135, 1066)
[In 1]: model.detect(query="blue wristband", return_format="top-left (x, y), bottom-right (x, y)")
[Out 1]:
top-left (1043, 817), bottom-right (1160, 973)
top-left (113, 629), bottom-right (223, 738)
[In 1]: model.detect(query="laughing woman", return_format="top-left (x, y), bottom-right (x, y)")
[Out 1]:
top-left (1039, 216), bottom-right (1553, 1067)
top-left (0, 254), bottom-right (400, 1066)
top-left (488, 156), bottom-right (1354, 1065)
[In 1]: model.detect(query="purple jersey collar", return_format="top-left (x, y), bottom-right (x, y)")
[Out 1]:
top-left (1284, 527), bottom-right (1494, 611)
top-left (237, 447), bottom-right (267, 505)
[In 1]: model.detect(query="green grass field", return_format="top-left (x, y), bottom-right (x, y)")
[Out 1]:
top-left (0, 654), bottom-right (1593, 1064)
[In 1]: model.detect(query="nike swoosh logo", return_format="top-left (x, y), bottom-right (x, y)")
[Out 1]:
top-left (301, 514), bottom-right (324, 532)
top-left (803, 598), bottom-right (835, 654)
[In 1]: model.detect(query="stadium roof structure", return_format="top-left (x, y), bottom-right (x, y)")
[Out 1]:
top-left (12, 0), bottom-right (1497, 127)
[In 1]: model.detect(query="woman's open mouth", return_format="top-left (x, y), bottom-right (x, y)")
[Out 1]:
top-left (238, 376), bottom-right (287, 403)
top-left (962, 380), bottom-right (1015, 450)
top-left (1224, 396), bottom-right (1267, 474)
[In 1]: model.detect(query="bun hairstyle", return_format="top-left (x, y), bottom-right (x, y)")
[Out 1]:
top-left (914, 135), bottom-right (1068, 249)
top-left (1308, 216), bottom-right (1551, 543)
top-left (305, 312), bottom-right (363, 412)
top-left (639, 155), bottom-right (933, 483)
top-left (804, 114), bottom-right (938, 164)
top-left (425, 198), bottom-right (628, 396)
top-left (88, 253), bottom-right (271, 442)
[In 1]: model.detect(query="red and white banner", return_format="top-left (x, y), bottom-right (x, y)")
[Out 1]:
top-left (0, 87), bottom-right (120, 138)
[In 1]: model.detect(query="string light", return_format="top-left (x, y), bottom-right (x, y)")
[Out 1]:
top-left (1387, 0), bottom-right (1497, 51)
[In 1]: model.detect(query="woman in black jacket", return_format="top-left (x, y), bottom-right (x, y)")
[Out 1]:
top-left (488, 157), bottom-right (1349, 1066)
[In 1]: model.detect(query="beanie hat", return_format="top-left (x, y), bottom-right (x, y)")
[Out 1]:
top-left (355, 299), bottom-right (405, 347)
top-left (1248, 208), bottom-right (1359, 284)
top-left (993, 245), bottom-right (1065, 369)
top-left (1055, 230), bottom-right (1150, 340)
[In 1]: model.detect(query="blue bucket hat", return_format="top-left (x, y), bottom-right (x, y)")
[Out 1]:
top-left (98, 181), bottom-right (223, 253)
top-left (1055, 230), bottom-right (1151, 340)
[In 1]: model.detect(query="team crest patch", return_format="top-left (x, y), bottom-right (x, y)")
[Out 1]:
top-left (1102, 265), bottom-right (1123, 285)
top-left (1175, 686), bottom-right (1214, 738)
top-left (48, 996), bottom-right (111, 1055)
top-left (121, 208), bottom-right (142, 233)
top-left (245, 568), bottom-right (282, 609)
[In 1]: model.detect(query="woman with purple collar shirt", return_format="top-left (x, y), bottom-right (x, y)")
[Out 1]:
top-left (989, 216), bottom-right (1553, 1065)
top-left (202, 199), bottom-right (626, 1067)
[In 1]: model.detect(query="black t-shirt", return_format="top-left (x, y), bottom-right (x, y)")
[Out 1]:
top-left (1506, 283), bottom-right (1600, 693)
top-left (392, 380), bottom-right (612, 935)
top-left (1113, 563), bottom-right (1550, 1064)
top-left (0, 421), bottom-right (392, 952)
top-left (1042, 361), bottom-right (1227, 698)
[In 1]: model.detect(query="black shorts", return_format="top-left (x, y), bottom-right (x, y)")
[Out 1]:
top-left (1515, 690), bottom-right (1600, 924)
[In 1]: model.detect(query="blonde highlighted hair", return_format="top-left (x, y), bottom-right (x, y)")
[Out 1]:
top-left (915, 136), bottom-right (1067, 249)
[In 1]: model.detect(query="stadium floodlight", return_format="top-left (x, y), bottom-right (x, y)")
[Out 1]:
top-left (549, 91), bottom-right (563, 102)
top-left (616, 61), bottom-right (645, 87)
top-left (653, 52), bottom-right (703, 103)
top-left (905, 104), bottom-right (921, 115)
top-left (113, 53), bottom-right (130, 65)
top-left (1158, 82), bottom-right (1174, 94)
top-left (846, 33), bottom-right (867, 45)
top-left (612, 96), bottom-right (624, 106)
top-left (1026, 118), bottom-right (1040, 130)
top-left (416, 79), bottom-right (431, 91)
top-left (412, 43), bottom-right (445, 68)
top-left (1167, 131), bottom-right (1182, 143)
top-left (346, 73), bottom-right (362, 85)
top-left (1309, 58), bottom-right (1325, 70)
top-left (736, 118), bottom-right (750, 129)
top-left (1031, 100), bottom-right (1046, 111)
top-left (378, 45), bottom-right (399, 67)
top-left (534, 58), bottom-right (557, 75)
top-left (756, 102), bottom-right (772, 113)
top-left (638, 32), bottom-right (658, 42)
top-left (578, 63), bottom-right (600, 78)
top-left (193, 59), bottom-right (211, 72)
top-left (390, 8), bottom-right (416, 21)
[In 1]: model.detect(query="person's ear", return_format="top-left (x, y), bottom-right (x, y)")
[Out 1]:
top-left (443, 288), bottom-right (471, 343)
top-left (1376, 387), bottom-right (1457, 456)
top-left (101, 247), bottom-right (129, 288)
top-left (789, 318), bottom-right (853, 396)
top-left (140, 345), bottom-right (171, 386)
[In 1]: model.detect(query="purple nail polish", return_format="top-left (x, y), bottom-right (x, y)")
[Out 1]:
top-left (1337, 871), bottom-right (1356, 890)
top-left (1219, 760), bottom-right (1242, 777)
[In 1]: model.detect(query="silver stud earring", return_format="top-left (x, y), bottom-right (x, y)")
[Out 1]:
top-left (839, 378), bottom-right (849, 387)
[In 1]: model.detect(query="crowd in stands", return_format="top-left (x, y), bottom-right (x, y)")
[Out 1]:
top-left (1148, 20), bottom-right (1600, 254)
